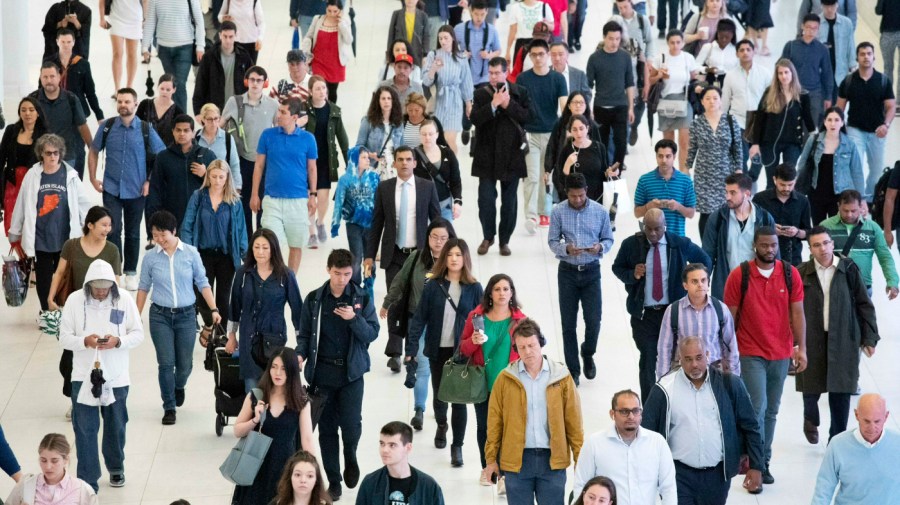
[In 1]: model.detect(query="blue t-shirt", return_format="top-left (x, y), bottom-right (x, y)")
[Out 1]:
top-left (256, 126), bottom-right (318, 199)
top-left (34, 168), bottom-right (70, 253)
top-left (515, 69), bottom-right (568, 133)
top-left (634, 168), bottom-right (697, 237)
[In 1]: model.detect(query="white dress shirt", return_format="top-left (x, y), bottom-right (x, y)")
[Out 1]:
top-left (573, 427), bottom-right (677, 505)
top-left (721, 62), bottom-right (772, 128)
top-left (815, 257), bottom-right (837, 331)
top-left (394, 176), bottom-right (417, 248)
top-left (668, 369), bottom-right (724, 468)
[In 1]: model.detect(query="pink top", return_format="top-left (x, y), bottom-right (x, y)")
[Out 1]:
top-left (312, 29), bottom-right (346, 83)
top-left (544, 0), bottom-right (568, 37)
top-left (35, 473), bottom-right (83, 505)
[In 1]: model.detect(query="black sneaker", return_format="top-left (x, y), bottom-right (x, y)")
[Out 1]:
top-left (387, 357), bottom-right (401, 373)
top-left (110, 474), bottom-right (125, 487)
top-left (461, 130), bottom-right (470, 145)
top-left (343, 457), bottom-right (360, 488)
top-left (175, 388), bottom-right (185, 407)
top-left (762, 467), bottom-right (775, 485)
top-left (328, 482), bottom-right (342, 501)
top-left (583, 355), bottom-right (596, 380)
top-left (162, 410), bottom-right (176, 425)
top-left (629, 126), bottom-right (639, 146)
top-left (411, 408), bottom-right (424, 431)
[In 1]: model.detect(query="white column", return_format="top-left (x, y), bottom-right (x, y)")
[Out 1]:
top-left (1, 0), bottom-right (33, 114)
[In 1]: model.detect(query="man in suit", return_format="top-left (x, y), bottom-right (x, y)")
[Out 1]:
top-left (550, 42), bottom-right (592, 106)
top-left (612, 208), bottom-right (711, 400)
top-left (364, 145), bottom-right (441, 372)
top-left (471, 57), bottom-right (531, 256)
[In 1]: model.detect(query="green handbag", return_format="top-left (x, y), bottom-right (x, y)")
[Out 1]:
top-left (437, 352), bottom-right (488, 404)
top-left (219, 388), bottom-right (273, 486)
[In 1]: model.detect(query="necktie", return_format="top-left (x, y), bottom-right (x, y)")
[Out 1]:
top-left (397, 181), bottom-right (409, 248)
top-left (652, 243), bottom-right (663, 302)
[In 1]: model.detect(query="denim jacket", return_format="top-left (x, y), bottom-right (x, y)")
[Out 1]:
top-left (796, 131), bottom-right (866, 199)
top-left (355, 118), bottom-right (404, 158)
top-left (818, 14), bottom-right (856, 86)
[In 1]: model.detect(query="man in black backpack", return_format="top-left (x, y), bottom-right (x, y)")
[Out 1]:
top-left (723, 226), bottom-right (806, 489)
top-left (33, 61), bottom-right (94, 179)
top-left (611, 208), bottom-right (710, 400)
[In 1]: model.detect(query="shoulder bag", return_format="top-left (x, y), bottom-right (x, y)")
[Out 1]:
top-left (437, 350), bottom-right (488, 405)
top-left (657, 55), bottom-right (691, 118)
top-left (220, 388), bottom-right (274, 486)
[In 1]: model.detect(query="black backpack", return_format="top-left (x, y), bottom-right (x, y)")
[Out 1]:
top-left (98, 117), bottom-right (156, 173)
top-left (870, 163), bottom-right (897, 229)
top-left (465, 21), bottom-right (490, 76)
top-left (668, 296), bottom-right (729, 365)
top-left (735, 259), bottom-right (793, 327)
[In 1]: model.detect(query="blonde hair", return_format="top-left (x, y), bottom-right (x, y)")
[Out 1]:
top-left (700, 0), bottom-right (728, 17)
top-left (203, 159), bottom-right (240, 205)
top-left (199, 103), bottom-right (221, 120)
top-left (763, 59), bottom-right (803, 114)
top-left (38, 433), bottom-right (71, 459)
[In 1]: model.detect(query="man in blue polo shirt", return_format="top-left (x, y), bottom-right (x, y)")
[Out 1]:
top-left (249, 97), bottom-right (317, 273)
top-left (634, 139), bottom-right (696, 236)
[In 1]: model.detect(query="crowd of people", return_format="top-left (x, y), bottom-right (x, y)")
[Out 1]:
top-left (1, 0), bottom-right (900, 503)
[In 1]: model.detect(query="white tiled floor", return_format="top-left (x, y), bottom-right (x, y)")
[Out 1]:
top-left (4, 0), bottom-right (900, 503)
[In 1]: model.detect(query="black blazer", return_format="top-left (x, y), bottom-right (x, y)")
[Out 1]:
top-left (366, 176), bottom-right (441, 269)
top-left (470, 82), bottom-right (531, 181)
top-left (387, 8), bottom-right (429, 66)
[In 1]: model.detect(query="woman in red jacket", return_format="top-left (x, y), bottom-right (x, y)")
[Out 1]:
top-left (459, 273), bottom-right (526, 486)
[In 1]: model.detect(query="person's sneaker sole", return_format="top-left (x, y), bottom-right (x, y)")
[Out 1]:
top-left (525, 219), bottom-right (537, 234)
top-left (110, 475), bottom-right (125, 487)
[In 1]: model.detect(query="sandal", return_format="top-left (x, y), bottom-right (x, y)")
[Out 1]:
top-left (198, 325), bottom-right (213, 348)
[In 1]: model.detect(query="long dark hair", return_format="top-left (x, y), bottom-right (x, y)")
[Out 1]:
top-left (14, 96), bottom-right (49, 137)
top-left (573, 476), bottom-right (617, 505)
top-left (420, 218), bottom-right (456, 270)
top-left (560, 91), bottom-right (594, 128)
top-left (256, 347), bottom-right (308, 413)
top-left (386, 39), bottom-right (413, 65)
top-left (366, 86), bottom-right (403, 127)
top-left (435, 25), bottom-right (461, 61)
top-left (431, 238), bottom-right (477, 284)
top-left (244, 228), bottom-right (289, 281)
top-left (273, 451), bottom-right (331, 505)
top-left (481, 273), bottom-right (520, 312)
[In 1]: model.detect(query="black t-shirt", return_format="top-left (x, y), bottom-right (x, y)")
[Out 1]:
top-left (838, 70), bottom-right (895, 132)
top-left (388, 472), bottom-right (417, 505)
top-left (887, 163), bottom-right (900, 228)
top-left (825, 18), bottom-right (837, 76)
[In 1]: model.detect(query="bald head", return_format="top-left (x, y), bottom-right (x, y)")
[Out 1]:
top-left (643, 208), bottom-right (667, 244)
top-left (855, 393), bottom-right (889, 444)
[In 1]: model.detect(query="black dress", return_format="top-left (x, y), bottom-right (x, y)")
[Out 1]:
top-left (553, 140), bottom-right (609, 202)
top-left (746, 0), bottom-right (774, 30)
top-left (137, 99), bottom-right (184, 147)
top-left (232, 403), bottom-right (302, 505)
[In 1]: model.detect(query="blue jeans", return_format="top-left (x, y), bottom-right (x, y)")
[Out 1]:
top-left (102, 192), bottom-right (145, 275)
top-left (149, 305), bottom-right (198, 411)
top-left (557, 263), bottom-right (602, 380)
top-left (298, 15), bottom-right (315, 37)
top-left (346, 223), bottom-right (367, 287)
top-left (504, 449), bottom-right (566, 505)
top-left (71, 382), bottom-right (129, 492)
top-left (758, 142), bottom-right (801, 190)
top-left (157, 43), bottom-right (193, 112)
top-left (847, 127), bottom-right (887, 200)
top-left (740, 356), bottom-right (789, 465)
top-left (414, 331), bottom-right (431, 411)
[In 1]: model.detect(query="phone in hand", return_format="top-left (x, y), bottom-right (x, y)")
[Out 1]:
top-left (472, 314), bottom-right (485, 334)
top-left (336, 302), bottom-right (349, 309)
top-left (97, 337), bottom-right (110, 345)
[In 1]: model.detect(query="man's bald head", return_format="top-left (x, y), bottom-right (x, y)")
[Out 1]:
top-left (643, 208), bottom-right (667, 244)
top-left (855, 393), bottom-right (890, 444)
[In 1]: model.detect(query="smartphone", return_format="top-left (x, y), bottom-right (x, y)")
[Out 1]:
top-left (97, 337), bottom-right (109, 344)
top-left (497, 83), bottom-right (506, 93)
top-left (336, 302), bottom-right (349, 309)
top-left (472, 314), bottom-right (485, 335)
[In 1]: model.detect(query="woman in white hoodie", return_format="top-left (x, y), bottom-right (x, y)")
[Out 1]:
top-left (58, 259), bottom-right (144, 492)
top-left (8, 133), bottom-right (90, 312)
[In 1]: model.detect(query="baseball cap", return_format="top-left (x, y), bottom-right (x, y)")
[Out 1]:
top-left (394, 54), bottom-right (414, 66)
top-left (286, 49), bottom-right (307, 63)
top-left (89, 279), bottom-right (115, 289)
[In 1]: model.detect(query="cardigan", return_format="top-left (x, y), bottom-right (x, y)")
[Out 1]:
top-left (406, 278), bottom-right (484, 360)
top-left (301, 12), bottom-right (354, 67)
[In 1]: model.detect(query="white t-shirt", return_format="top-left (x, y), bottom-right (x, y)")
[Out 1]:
top-left (653, 51), bottom-right (700, 96)
top-left (508, 1), bottom-right (551, 39)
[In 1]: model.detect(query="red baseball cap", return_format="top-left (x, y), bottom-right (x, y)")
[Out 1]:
top-left (394, 54), bottom-right (414, 66)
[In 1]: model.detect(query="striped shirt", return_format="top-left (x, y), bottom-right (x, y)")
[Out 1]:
top-left (634, 168), bottom-right (696, 237)
top-left (143, 0), bottom-right (205, 52)
top-left (656, 295), bottom-right (740, 379)
top-left (548, 200), bottom-right (615, 265)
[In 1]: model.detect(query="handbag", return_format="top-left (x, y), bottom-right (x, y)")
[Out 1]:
top-left (657, 56), bottom-right (691, 119)
top-left (437, 351), bottom-right (488, 405)
top-left (220, 388), bottom-right (273, 486)
top-left (647, 55), bottom-right (665, 115)
top-left (53, 263), bottom-right (75, 307)
top-left (602, 176), bottom-right (632, 232)
top-left (248, 277), bottom-right (286, 368)
top-left (3, 247), bottom-right (32, 307)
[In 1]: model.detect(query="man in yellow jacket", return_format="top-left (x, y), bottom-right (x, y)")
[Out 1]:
top-left (481, 318), bottom-right (584, 504)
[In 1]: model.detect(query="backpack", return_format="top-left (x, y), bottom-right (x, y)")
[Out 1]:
top-left (735, 259), bottom-right (793, 327)
top-left (870, 163), bottom-right (897, 229)
top-left (224, 95), bottom-right (249, 153)
top-left (98, 117), bottom-right (156, 173)
top-left (668, 296), bottom-right (729, 366)
top-left (465, 21), bottom-right (491, 76)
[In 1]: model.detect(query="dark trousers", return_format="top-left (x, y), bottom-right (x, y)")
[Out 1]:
top-left (758, 141), bottom-right (801, 190)
top-left (429, 346), bottom-right (468, 447)
top-left (567, 0), bottom-right (587, 45)
top-left (317, 377), bottom-right (364, 486)
top-left (60, 350), bottom-right (74, 397)
top-left (504, 449), bottom-right (567, 505)
top-left (195, 250), bottom-right (235, 325)
top-left (346, 223), bottom-right (367, 287)
top-left (478, 177), bottom-right (519, 245)
top-left (657, 0), bottom-right (682, 32)
top-left (698, 213), bottom-right (711, 238)
top-left (103, 192), bottom-right (145, 274)
top-left (236, 41), bottom-right (258, 64)
top-left (594, 105), bottom-right (629, 165)
top-left (631, 307), bottom-right (667, 402)
top-left (239, 157), bottom-right (262, 235)
top-left (384, 246), bottom-right (412, 357)
top-left (326, 82), bottom-right (339, 104)
top-left (803, 392), bottom-right (852, 442)
top-left (474, 391), bottom-right (491, 468)
top-left (674, 461), bottom-right (729, 505)
top-left (35, 250), bottom-right (60, 312)
top-left (558, 262), bottom-right (602, 380)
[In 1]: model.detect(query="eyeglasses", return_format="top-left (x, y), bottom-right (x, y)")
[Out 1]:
top-left (43, 150), bottom-right (61, 157)
top-left (615, 408), bottom-right (643, 417)
top-left (569, 100), bottom-right (586, 106)
top-left (810, 240), bottom-right (834, 249)
top-left (429, 234), bottom-right (449, 243)
top-left (247, 77), bottom-right (266, 83)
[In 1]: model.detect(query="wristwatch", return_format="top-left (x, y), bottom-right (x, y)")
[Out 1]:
top-left (211, 308), bottom-right (220, 313)
top-left (309, 191), bottom-right (318, 197)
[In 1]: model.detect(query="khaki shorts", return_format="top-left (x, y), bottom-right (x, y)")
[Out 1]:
top-left (261, 197), bottom-right (310, 249)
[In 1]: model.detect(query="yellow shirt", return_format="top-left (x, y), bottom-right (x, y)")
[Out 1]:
top-left (405, 12), bottom-right (415, 43)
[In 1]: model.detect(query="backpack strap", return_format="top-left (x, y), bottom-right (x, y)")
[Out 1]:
top-left (99, 117), bottom-right (116, 152)
top-left (668, 302), bottom-right (680, 364)
top-left (841, 221), bottom-right (864, 257)
top-left (736, 261), bottom-right (750, 327)
top-left (710, 296), bottom-right (729, 353)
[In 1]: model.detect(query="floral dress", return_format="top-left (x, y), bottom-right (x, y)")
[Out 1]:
top-left (686, 113), bottom-right (743, 214)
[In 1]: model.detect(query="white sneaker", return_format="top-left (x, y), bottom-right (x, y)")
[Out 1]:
top-left (124, 275), bottom-right (138, 291)
top-left (65, 406), bottom-right (72, 422)
top-left (524, 218), bottom-right (537, 235)
top-left (479, 473), bottom-right (491, 486)
top-left (497, 476), bottom-right (506, 496)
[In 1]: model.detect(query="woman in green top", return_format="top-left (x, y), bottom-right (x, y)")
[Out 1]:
top-left (459, 273), bottom-right (527, 481)
top-left (46, 206), bottom-right (122, 407)
top-left (379, 219), bottom-right (456, 429)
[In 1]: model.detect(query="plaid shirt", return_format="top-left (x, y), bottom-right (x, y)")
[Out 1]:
top-left (548, 200), bottom-right (614, 266)
top-left (656, 295), bottom-right (741, 379)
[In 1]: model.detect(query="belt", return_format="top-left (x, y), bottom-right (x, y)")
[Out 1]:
top-left (151, 303), bottom-right (194, 314)
top-left (559, 261), bottom-right (599, 272)
top-left (674, 460), bottom-right (722, 472)
top-left (318, 357), bottom-right (347, 366)
top-left (395, 245), bottom-right (416, 255)
top-left (644, 304), bottom-right (669, 311)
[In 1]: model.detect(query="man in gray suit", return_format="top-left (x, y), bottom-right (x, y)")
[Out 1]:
top-left (550, 42), bottom-right (592, 106)
top-left (364, 145), bottom-right (441, 372)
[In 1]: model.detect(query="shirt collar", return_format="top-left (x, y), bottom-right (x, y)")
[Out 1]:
top-left (37, 472), bottom-right (72, 489)
top-left (155, 239), bottom-right (185, 254)
top-left (517, 357), bottom-right (549, 376)
top-left (678, 366), bottom-right (710, 390)
top-left (277, 126), bottom-right (303, 136)
top-left (852, 428), bottom-right (885, 448)
top-left (814, 257), bottom-right (836, 271)
top-left (608, 426), bottom-right (642, 443)
top-left (683, 293), bottom-right (714, 310)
